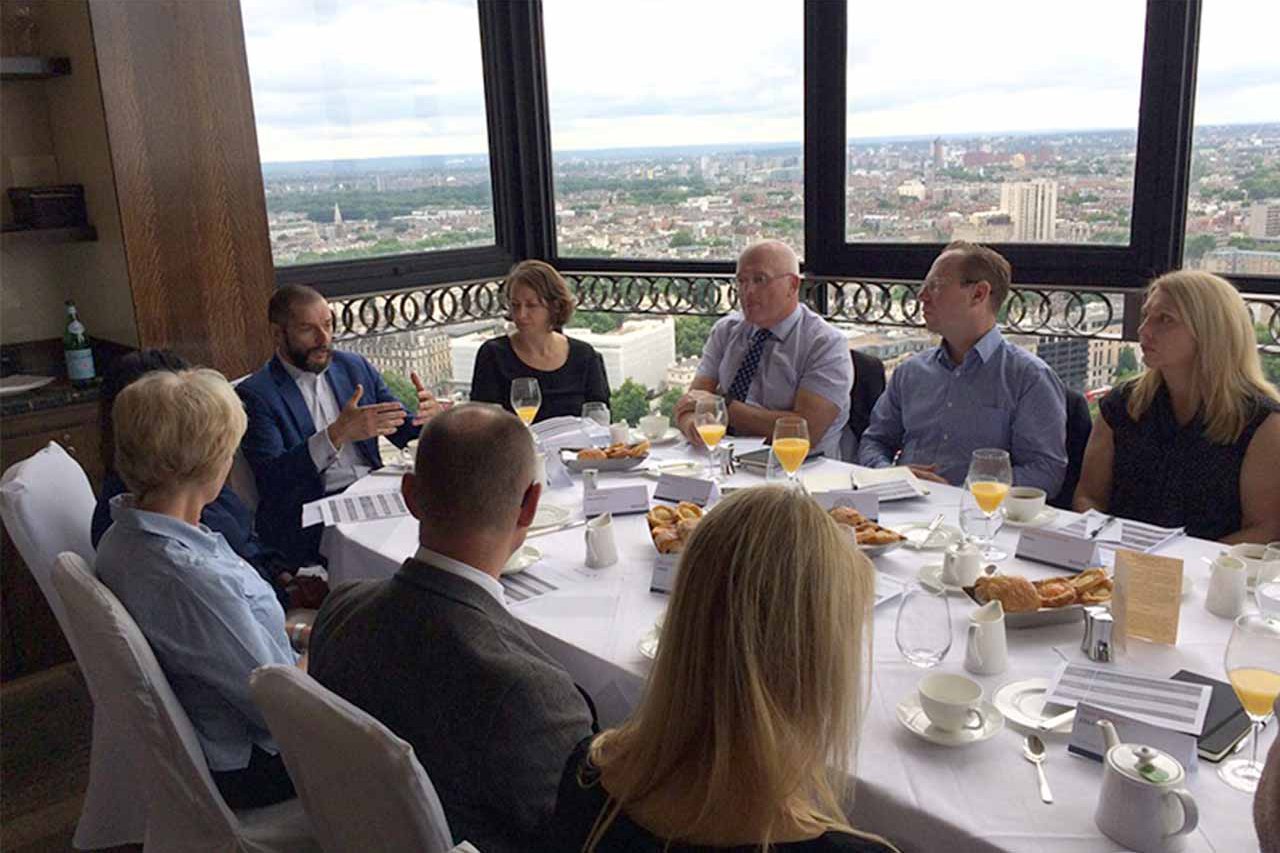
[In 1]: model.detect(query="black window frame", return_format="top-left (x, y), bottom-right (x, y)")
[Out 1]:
top-left (267, 0), bottom-right (1279, 298)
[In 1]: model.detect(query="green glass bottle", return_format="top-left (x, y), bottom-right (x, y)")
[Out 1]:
top-left (64, 300), bottom-right (95, 385)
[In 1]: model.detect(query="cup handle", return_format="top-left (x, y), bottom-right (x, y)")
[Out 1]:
top-left (964, 708), bottom-right (985, 731)
top-left (1164, 789), bottom-right (1199, 838)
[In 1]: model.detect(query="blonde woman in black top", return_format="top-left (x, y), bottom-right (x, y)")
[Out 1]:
top-left (469, 260), bottom-right (610, 421)
top-left (1075, 270), bottom-right (1280, 543)
top-left (552, 486), bottom-right (898, 853)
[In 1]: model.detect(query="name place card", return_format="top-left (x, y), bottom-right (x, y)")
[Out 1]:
top-left (653, 473), bottom-right (716, 507)
top-left (650, 552), bottom-right (680, 594)
top-left (1015, 527), bottom-right (1099, 572)
top-left (583, 484), bottom-right (650, 517)
top-left (811, 490), bottom-right (880, 521)
top-left (1068, 702), bottom-right (1198, 771)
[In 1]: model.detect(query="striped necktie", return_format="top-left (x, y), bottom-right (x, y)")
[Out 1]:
top-left (728, 328), bottom-right (772, 401)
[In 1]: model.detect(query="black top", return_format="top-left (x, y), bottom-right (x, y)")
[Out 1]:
top-left (470, 335), bottom-right (610, 422)
top-left (1101, 382), bottom-right (1278, 541)
top-left (551, 738), bottom-right (897, 853)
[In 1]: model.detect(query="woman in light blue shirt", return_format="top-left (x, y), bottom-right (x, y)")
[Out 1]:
top-left (96, 368), bottom-right (299, 809)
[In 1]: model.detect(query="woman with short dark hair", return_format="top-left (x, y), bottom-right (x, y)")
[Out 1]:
top-left (468, 260), bottom-right (610, 421)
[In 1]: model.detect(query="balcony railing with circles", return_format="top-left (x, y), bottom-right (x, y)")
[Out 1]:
top-left (329, 271), bottom-right (1280, 354)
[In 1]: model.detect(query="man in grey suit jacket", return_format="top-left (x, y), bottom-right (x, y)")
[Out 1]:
top-left (308, 404), bottom-right (594, 852)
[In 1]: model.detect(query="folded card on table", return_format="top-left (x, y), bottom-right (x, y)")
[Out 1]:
top-left (1068, 701), bottom-right (1198, 771)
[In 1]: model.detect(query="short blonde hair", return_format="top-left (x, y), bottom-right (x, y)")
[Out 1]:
top-left (112, 369), bottom-right (247, 498)
top-left (1128, 270), bottom-right (1279, 444)
top-left (506, 260), bottom-right (576, 330)
top-left (583, 486), bottom-right (884, 850)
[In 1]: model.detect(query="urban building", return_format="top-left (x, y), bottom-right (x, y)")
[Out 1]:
top-left (343, 329), bottom-right (453, 395)
top-left (1248, 202), bottom-right (1280, 239)
top-left (1000, 179), bottom-right (1059, 241)
top-left (1203, 248), bottom-right (1280, 276)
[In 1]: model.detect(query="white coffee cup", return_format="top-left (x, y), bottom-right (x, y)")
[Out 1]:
top-left (964, 599), bottom-right (1008, 676)
top-left (942, 542), bottom-right (983, 587)
top-left (1205, 555), bottom-right (1247, 619)
top-left (1004, 486), bottom-right (1047, 522)
top-left (585, 512), bottom-right (619, 569)
top-left (639, 413), bottom-right (670, 440)
top-left (1228, 543), bottom-right (1278, 588)
top-left (609, 421), bottom-right (631, 446)
top-left (918, 673), bottom-right (987, 732)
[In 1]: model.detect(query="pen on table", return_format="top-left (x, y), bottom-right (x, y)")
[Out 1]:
top-left (1089, 515), bottom-right (1116, 540)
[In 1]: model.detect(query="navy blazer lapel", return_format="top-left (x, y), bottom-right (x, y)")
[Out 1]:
top-left (269, 356), bottom-right (317, 438)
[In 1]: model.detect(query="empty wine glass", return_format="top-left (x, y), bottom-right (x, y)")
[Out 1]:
top-left (511, 377), bottom-right (541, 426)
top-left (895, 583), bottom-right (953, 668)
top-left (581, 401), bottom-right (610, 427)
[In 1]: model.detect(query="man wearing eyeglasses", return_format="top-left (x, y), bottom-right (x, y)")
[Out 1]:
top-left (674, 240), bottom-right (853, 457)
top-left (858, 241), bottom-right (1067, 494)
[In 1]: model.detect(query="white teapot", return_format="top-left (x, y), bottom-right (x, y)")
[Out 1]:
top-left (1094, 720), bottom-right (1199, 853)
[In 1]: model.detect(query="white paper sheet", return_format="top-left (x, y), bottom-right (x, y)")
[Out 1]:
top-left (1045, 662), bottom-right (1211, 736)
top-left (1059, 509), bottom-right (1184, 553)
top-left (302, 489), bottom-right (410, 527)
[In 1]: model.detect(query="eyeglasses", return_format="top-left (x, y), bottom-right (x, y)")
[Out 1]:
top-left (734, 272), bottom-right (794, 290)
top-left (919, 277), bottom-right (980, 296)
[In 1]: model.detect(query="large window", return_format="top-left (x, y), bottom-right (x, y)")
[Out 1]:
top-left (241, 0), bottom-right (496, 269)
top-left (844, 1), bottom-right (1144, 247)
top-left (543, 0), bottom-right (803, 263)
top-left (1184, 0), bottom-right (1280, 278)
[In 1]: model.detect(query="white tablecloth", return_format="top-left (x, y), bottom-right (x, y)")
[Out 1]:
top-left (324, 438), bottom-right (1270, 853)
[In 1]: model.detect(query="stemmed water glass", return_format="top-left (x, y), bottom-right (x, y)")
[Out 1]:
top-left (895, 583), bottom-right (953, 668)
top-left (581, 401), bottom-right (610, 428)
top-left (511, 377), bottom-right (541, 427)
top-left (1220, 613), bottom-right (1280, 792)
top-left (693, 396), bottom-right (727, 481)
top-left (771, 416), bottom-right (810, 491)
top-left (965, 448), bottom-right (1012, 561)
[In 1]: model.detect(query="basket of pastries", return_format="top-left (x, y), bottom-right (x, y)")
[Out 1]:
top-left (966, 567), bottom-right (1113, 629)
top-left (646, 501), bottom-right (704, 555)
top-left (826, 506), bottom-right (906, 557)
top-left (562, 440), bottom-right (650, 472)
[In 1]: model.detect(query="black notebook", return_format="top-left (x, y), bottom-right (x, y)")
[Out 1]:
top-left (1170, 670), bottom-right (1256, 762)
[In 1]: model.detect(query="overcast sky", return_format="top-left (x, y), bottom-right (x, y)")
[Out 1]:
top-left (241, 0), bottom-right (1280, 164)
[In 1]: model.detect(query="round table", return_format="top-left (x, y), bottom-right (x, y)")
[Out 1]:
top-left (324, 436), bottom-right (1272, 853)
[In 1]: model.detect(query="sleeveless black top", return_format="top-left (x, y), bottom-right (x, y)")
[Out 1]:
top-left (1100, 382), bottom-right (1278, 541)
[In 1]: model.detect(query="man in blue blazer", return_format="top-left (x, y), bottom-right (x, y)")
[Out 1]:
top-left (238, 284), bottom-right (442, 566)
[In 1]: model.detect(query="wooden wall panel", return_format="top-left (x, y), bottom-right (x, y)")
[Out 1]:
top-left (88, 0), bottom-right (273, 379)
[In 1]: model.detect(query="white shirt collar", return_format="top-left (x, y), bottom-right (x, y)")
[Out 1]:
top-left (278, 354), bottom-right (325, 384)
top-left (413, 545), bottom-right (507, 609)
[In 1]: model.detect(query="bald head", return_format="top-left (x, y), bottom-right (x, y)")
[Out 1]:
top-left (412, 404), bottom-right (536, 534)
top-left (739, 239), bottom-right (800, 276)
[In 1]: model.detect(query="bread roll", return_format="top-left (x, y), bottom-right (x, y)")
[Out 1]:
top-left (974, 575), bottom-right (1040, 613)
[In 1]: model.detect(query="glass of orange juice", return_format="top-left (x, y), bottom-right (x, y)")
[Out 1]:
top-left (771, 416), bottom-right (810, 491)
top-left (693, 396), bottom-right (728, 481)
top-left (964, 448), bottom-right (1012, 561)
top-left (510, 377), bottom-right (541, 427)
top-left (1220, 614), bottom-right (1280, 792)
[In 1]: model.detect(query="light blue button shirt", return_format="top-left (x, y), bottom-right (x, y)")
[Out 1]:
top-left (857, 326), bottom-right (1067, 495)
top-left (96, 495), bottom-right (298, 772)
top-left (697, 303), bottom-right (853, 456)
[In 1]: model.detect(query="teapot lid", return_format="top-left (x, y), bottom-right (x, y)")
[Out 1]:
top-left (1106, 742), bottom-right (1185, 786)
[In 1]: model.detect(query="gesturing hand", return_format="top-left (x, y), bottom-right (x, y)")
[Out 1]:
top-left (327, 384), bottom-right (407, 447)
top-left (411, 371), bottom-right (444, 426)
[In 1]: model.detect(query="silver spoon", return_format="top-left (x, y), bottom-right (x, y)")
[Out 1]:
top-left (905, 512), bottom-right (946, 547)
top-left (1023, 734), bottom-right (1053, 803)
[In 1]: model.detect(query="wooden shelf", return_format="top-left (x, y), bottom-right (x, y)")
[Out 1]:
top-left (1, 225), bottom-right (97, 244)
top-left (1, 56), bottom-right (71, 80)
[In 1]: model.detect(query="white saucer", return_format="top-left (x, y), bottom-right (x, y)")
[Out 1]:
top-left (917, 564), bottom-right (970, 595)
top-left (1003, 507), bottom-right (1059, 528)
top-left (896, 694), bottom-right (1005, 746)
top-left (502, 545), bottom-right (541, 575)
top-left (632, 428), bottom-right (682, 446)
top-left (992, 678), bottom-right (1073, 733)
top-left (638, 627), bottom-right (660, 660)
top-left (897, 522), bottom-right (964, 550)
top-left (530, 504), bottom-right (571, 531)
top-left (642, 461), bottom-right (704, 480)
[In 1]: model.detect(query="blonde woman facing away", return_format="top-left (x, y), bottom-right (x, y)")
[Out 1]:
top-left (1074, 271), bottom-right (1280, 543)
top-left (551, 486), bottom-right (898, 853)
top-left (95, 369), bottom-right (301, 809)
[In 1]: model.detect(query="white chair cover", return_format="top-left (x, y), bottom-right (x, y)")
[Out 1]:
top-left (0, 441), bottom-right (147, 849)
top-left (249, 664), bottom-right (478, 853)
top-left (51, 553), bottom-right (318, 853)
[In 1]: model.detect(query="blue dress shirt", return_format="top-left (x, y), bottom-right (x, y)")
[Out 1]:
top-left (697, 304), bottom-right (853, 456)
top-left (96, 495), bottom-right (298, 772)
top-left (857, 326), bottom-right (1067, 495)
